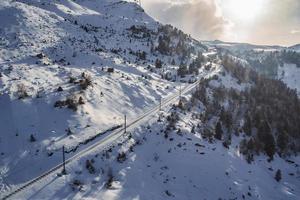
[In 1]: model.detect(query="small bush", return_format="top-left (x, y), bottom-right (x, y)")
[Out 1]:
top-left (85, 159), bottom-right (95, 174)
top-left (57, 86), bottom-right (63, 92)
top-left (117, 152), bottom-right (126, 163)
top-left (54, 100), bottom-right (66, 108)
top-left (105, 168), bottom-right (114, 189)
top-left (30, 134), bottom-right (36, 142)
top-left (155, 59), bottom-right (162, 68)
top-left (70, 179), bottom-right (83, 191)
top-left (66, 97), bottom-right (78, 111)
top-left (69, 76), bottom-right (76, 83)
top-left (275, 169), bottom-right (282, 182)
top-left (66, 127), bottom-right (73, 135)
top-left (54, 95), bottom-right (80, 111)
top-left (16, 83), bottom-right (29, 99)
top-left (78, 96), bottom-right (85, 105)
top-left (107, 68), bottom-right (114, 73)
top-left (214, 121), bottom-right (223, 140)
top-left (80, 73), bottom-right (92, 90)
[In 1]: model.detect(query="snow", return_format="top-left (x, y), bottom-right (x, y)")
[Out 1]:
top-left (11, 106), bottom-right (300, 200)
top-left (289, 44), bottom-right (300, 53)
top-left (278, 63), bottom-right (300, 95)
top-left (207, 63), bottom-right (251, 91)
top-left (0, 0), bottom-right (203, 196)
top-left (0, 0), bottom-right (299, 199)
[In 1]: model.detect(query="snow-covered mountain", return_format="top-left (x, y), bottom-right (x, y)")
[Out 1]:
top-left (203, 40), bottom-right (284, 53)
top-left (0, 0), bottom-right (206, 196)
top-left (0, 1), bottom-right (299, 200)
top-left (204, 40), bottom-right (300, 95)
top-left (290, 44), bottom-right (300, 52)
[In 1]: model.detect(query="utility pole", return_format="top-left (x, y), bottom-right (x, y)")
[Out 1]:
top-left (179, 84), bottom-right (182, 100)
top-left (62, 146), bottom-right (66, 175)
top-left (124, 114), bottom-right (127, 133)
top-left (159, 98), bottom-right (162, 111)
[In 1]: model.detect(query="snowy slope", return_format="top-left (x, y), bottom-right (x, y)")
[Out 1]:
top-left (11, 71), bottom-right (300, 200)
top-left (3, 58), bottom-right (299, 200)
top-left (204, 41), bottom-right (300, 93)
top-left (1, 0), bottom-right (299, 199)
top-left (290, 44), bottom-right (300, 52)
top-left (278, 64), bottom-right (300, 95)
top-left (202, 40), bottom-right (284, 53)
top-left (0, 0), bottom-right (207, 194)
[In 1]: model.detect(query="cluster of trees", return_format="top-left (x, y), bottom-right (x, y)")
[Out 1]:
top-left (155, 25), bottom-right (194, 60)
top-left (128, 49), bottom-right (147, 60)
top-left (221, 54), bottom-right (258, 83)
top-left (190, 58), bottom-right (300, 162)
top-left (177, 53), bottom-right (205, 77)
top-left (188, 53), bottom-right (205, 75)
top-left (280, 50), bottom-right (300, 68)
top-left (127, 25), bottom-right (152, 39)
top-left (239, 75), bottom-right (300, 160)
top-left (229, 49), bottom-right (300, 78)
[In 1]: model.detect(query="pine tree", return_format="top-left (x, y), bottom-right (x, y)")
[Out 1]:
top-left (155, 59), bottom-right (162, 68)
top-left (275, 169), bottom-right (282, 182)
top-left (30, 134), bottom-right (36, 142)
top-left (258, 121), bottom-right (275, 159)
top-left (277, 131), bottom-right (288, 153)
top-left (243, 114), bottom-right (252, 136)
top-left (78, 96), bottom-right (85, 105)
top-left (215, 121), bottom-right (223, 140)
top-left (177, 63), bottom-right (188, 77)
top-left (171, 59), bottom-right (176, 65)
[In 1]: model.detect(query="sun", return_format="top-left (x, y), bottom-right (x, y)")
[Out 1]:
top-left (223, 0), bottom-right (266, 22)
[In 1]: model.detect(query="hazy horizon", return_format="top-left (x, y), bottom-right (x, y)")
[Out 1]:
top-left (142, 0), bottom-right (300, 47)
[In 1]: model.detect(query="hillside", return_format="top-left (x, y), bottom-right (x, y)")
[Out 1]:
top-left (204, 41), bottom-right (300, 95)
top-left (9, 59), bottom-right (300, 200)
top-left (0, 0), bottom-right (207, 196)
top-left (290, 44), bottom-right (300, 52)
top-left (0, 0), bottom-right (300, 200)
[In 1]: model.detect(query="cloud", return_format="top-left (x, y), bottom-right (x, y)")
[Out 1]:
top-left (143, 0), bottom-right (230, 40)
top-left (243, 0), bottom-right (300, 46)
top-left (291, 30), bottom-right (300, 35)
top-left (142, 0), bottom-right (300, 46)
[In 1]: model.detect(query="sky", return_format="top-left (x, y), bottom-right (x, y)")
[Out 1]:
top-left (142, 0), bottom-right (300, 46)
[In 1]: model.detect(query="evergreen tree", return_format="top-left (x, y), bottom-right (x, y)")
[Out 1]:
top-left (277, 131), bottom-right (288, 154)
top-left (215, 121), bottom-right (223, 140)
top-left (30, 134), bottom-right (36, 142)
top-left (275, 169), bottom-right (282, 182)
top-left (243, 114), bottom-right (252, 136)
top-left (177, 63), bottom-right (188, 77)
top-left (155, 59), bottom-right (162, 68)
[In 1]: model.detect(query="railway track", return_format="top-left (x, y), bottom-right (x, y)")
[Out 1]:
top-left (1, 80), bottom-right (200, 200)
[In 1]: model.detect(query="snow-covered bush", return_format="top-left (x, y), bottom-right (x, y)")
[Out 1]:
top-left (275, 169), bottom-right (282, 182)
top-left (85, 159), bottom-right (95, 174)
top-left (16, 83), bottom-right (29, 99)
top-left (79, 73), bottom-right (92, 90)
top-left (117, 152), bottom-right (126, 163)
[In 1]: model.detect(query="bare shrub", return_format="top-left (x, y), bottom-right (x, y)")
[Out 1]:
top-left (70, 179), bottom-right (83, 191)
top-left (105, 168), bottom-right (114, 189)
top-left (80, 73), bottom-right (92, 90)
top-left (54, 95), bottom-right (80, 111)
top-left (65, 96), bottom-right (79, 111)
top-left (85, 159), bottom-right (95, 174)
top-left (117, 152), bottom-right (126, 163)
top-left (16, 83), bottom-right (29, 99)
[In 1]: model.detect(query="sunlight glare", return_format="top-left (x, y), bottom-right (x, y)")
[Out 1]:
top-left (225, 0), bottom-right (266, 22)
